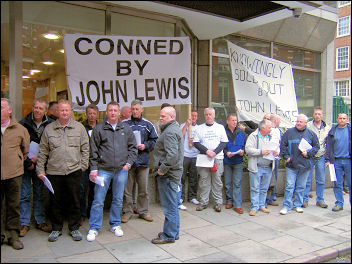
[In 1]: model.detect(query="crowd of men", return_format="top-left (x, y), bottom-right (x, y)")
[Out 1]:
top-left (1, 97), bottom-right (351, 250)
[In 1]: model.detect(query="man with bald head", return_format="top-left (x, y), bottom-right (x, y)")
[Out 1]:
top-left (325, 113), bottom-right (351, 212)
top-left (279, 114), bottom-right (319, 215)
top-left (151, 106), bottom-right (183, 244)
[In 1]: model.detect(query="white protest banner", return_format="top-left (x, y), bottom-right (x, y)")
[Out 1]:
top-left (64, 34), bottom-right (191, 111)
top-left (227, 41), bottom-right (298, 128)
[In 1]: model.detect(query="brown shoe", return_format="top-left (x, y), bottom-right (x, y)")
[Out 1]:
top-left (133, 207), bottom-right (139, 214)
top-left (259, 208), bottom-right (270, 213)
top-left (249, 210), bottom-right (257, 216)
top-left (37, 223), bottom-right (52, 233)
top-left (225, 203), bottom-right (233, 209)
top-left (8, 238), bottom-right (23, 250)
top-left (139, 214), bottom-right (153, 222)
top-left (19, 226), bottom-right (30, 237)
top-left (121, 215), bottom-right (131, 223)
top-left (309, 193), bottom-right (313, 198)
top-left (234, 208), bottom-right (243, 214)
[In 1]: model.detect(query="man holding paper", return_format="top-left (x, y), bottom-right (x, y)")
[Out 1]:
top-left (279, 114), bottom-right (319, 215)
top-left (223, 113), bottom-right (245, 214)
top-left (325, 113), bottom-right (351, 212)
top-left (87, 102), bottom-right (137, 242)
top-left (245, 119), bottom-right (277, 216)
top-left (193, 107), bottom-right (228, 212)
top-left (36, 100), bottom-right (90, 242)
top-left (302, 107), bottom-right (330, 209)
top-left (19, 99), bottom-right (54, 238)
top-left (121, 99), bottom-right (158, 223)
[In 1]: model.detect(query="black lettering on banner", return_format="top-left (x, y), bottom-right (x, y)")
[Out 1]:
top-left (117, 39), bottom-right (133, 55)
top-left (135, 60), bottom-right (149, 75)
top-left (134, 80), bottom-right (144, 101)
top-left (101, 81), bottom-right (114, 104)
top-left (76, 82), bottom-right (86, 106)
top-left (75, 37), bottom-right (92, 55)
top-left (116, 60), bottom-right (132, 76)
top-left (86, 81), bottom-right (100, 105)
top-left (115, 80), bottom-right (128, 103)
top-left (178, 77), bottom-right (189, 99)
top-left (145, 79), bottom-right (155, 101)
top-left (96, 38), bottom-right (114, 55)
top-left (154, 40), bottom-right (167, 54)
top-left (136, 40), bottom-right (151, 55)
top-left (169, 40), bottom-right (183, 54)
top-left (156, 78), bottom-right (172, 99)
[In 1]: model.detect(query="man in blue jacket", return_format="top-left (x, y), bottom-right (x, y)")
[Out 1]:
top-left (279, 114), bottom-right (319, 215)
top-left (86, 102), bottom-right (137, 242)
top-left (223, 113), bottom-right (245, 214)
top-left (121, 99), bottom-right (158, 223)
top-left (325, 113), bottom-right (351, 212)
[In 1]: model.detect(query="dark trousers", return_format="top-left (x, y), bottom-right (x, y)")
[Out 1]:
top-left (181, 157), bottom-right (198, 201)
top-left (79, 169), bottom-right (95, 219)
top-left (47, 170), bottom-right (81, 232)
top-left (1, 176), bottom-right (22, 240)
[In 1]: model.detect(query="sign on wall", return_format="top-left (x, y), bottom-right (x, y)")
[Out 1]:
top-left (227, 41), bottom-right (298, 128)
top-left (64, 34), bottom-right (191, 111)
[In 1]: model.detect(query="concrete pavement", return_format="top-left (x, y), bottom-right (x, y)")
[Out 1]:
top-left (1, 187), bottom-right (350, 263)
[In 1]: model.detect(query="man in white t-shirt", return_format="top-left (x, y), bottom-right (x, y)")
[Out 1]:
top-left (193, 107), bottom-right (228, 212)
top-left (180, 110), bottom-right (200, 205)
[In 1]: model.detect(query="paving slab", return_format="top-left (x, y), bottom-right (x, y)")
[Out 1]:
top-left (187, 252), bottom-right (243, 263)
top-left (10, 254), bottom-right (58, 263)
top-left (263, 234), bottom-right (322, 257)
top-left (225, 221), bottom-right (285, 242)
top-left (155, 233), bottom-right (220, 262)
top-left (56, 249), bottom-right (119, 263)
top-left (284, 226), bottom-right (350, 248)
top-left (219, 239), bottom-right (291, 263)
top-left (185, 224), bottom-right (247, 247)
top-left (104, 237), bottom-right (171, 263)
top-left (188, 208), bottom-right (247, 227)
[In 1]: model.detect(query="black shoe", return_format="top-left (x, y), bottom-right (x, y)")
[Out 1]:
top-left (8, 238), bottom-right (23, 250)
top-left (151, 237), bottom-right (175, 244)
top-left (196, 204), bottom-right (207, 211)
top-left (158, 232), bottom-right (179, 240)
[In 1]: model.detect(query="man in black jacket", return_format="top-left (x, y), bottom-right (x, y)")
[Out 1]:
top-left (19, 99), bottom-right (53, 237)
top-left (86, 102), bottom-right (137, 242)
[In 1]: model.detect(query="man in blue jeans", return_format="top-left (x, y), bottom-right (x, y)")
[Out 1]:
top-left (303, 106), bottom-right (330, 209)
top-left (223, 113), bottom-right (245, 214)
top-left (325, 113), bottom-right (351, 212)
top-left (86, 102), bottom-right (137, 242)
top-left (152, 106), bottom-right (184, 244)
top-left (280, 114), bottom-right (319, 215)
top-left (19, 99), bottom-right (53, 237)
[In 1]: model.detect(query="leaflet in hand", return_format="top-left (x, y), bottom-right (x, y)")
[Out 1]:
top-left (228, 149), bottom-right (242, 155)
top-left (298, 138), bottom-right (312, 152)
top-left (328, 164), bottom-right (337, 182)
top-left (89, 174), bottom-right (104, 187)
top-left (43, 176), bottom-right (54, 194)
top-left (196, 154), bottom-right (215, 168)
top-left (28, 141), bottom-right (39, 158)
top-left (133, 130), bottom-right (141, 145)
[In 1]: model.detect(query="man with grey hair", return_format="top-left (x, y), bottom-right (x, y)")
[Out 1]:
top-left (279, 114), bottom-right (319, 215)
top-left (121, 99), bottom-right (158, 223)
top-left (245, 119), bottom-right (278, 216)
top-left (151, 106), bottom-right (183, 244)
top-left (19, 99), bottom-right (54, 238)
top-left (1, 98), bottom-right (30, 250)
top-left (193, 107), bottom-right (228, 212)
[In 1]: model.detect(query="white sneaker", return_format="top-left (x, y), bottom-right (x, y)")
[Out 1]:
top-left (295, 207), bottom-right (304, 213)
top-left (191, 198), bottom-right (200, 205)
top-left (178, 204), bottom-right (187, 210)
top-left (111, 226), bottom-right (123, 237)
top-left (86, 230), bottom-right (98, 242)
top-left (280, 208), bottom-right (288, 215)
top-left (180, 198), bottom-right (183, 203)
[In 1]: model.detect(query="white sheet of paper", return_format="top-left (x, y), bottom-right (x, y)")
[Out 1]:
top-left (43, 176), bottom-right (54, 194)
top-left (196, 154), bottom-right (215, 168)
top-left (133, 130), bottom-right (141, 145)
top-left (298, 138), bottom-right (312, 152)
top-left (28, 141), bottom-right (39, 158)
top-left (328, 164), bottom-right (337, 182)
top-left (89, 174), bottom-right (104, 187)
top-left (88, 130), bottom-right (92, 137)
top-left (262, 142), bottom-right (279, 161)
top-left (228, 149), bottom-right (242, 155)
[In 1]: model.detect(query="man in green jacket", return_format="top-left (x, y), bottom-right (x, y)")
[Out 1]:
top-left (36, 100), bottom-right (89, 242)
top-left (151, 106), bottom-right (184, 244)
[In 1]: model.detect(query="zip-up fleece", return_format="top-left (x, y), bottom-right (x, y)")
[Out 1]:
top-left (306, 120), bottom-right (330, 158)
top-left (90, 120), bottom-right (138, 171)
top-left (280, 126), bottom-right (319, 170)
top-left (224, 126), bottom-right (245, 165)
